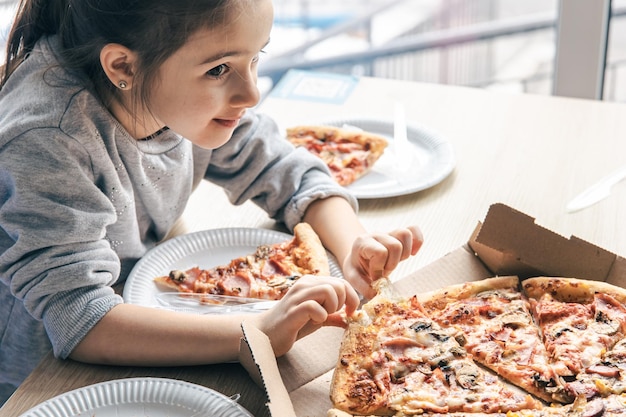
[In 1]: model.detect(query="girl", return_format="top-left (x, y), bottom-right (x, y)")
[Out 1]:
top-left (0, 0), bottom-right (423, 405)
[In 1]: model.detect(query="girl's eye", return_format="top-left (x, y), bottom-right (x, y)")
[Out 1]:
top-left (206, 64), bottom-right (229, 79)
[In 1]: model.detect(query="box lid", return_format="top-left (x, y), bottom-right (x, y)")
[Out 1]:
top-left (468, 203), bottom-right (626, 287)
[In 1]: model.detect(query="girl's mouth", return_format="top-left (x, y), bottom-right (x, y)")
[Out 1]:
top-left (214, 118), bottom-right (240, 128)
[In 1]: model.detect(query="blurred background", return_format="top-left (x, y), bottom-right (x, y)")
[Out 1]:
top-left (2, 0), bottom-right (625, 102)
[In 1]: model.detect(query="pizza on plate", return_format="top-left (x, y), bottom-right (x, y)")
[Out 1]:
top-left (286, 125), bottom-right (388, 186)
top-left (329, 276), bottom-right (626, 417)
top-left (153, 222), bottom-right (330, 300)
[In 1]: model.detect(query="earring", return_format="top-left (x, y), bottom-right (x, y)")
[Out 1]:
top-left (118, 80), bottom-right (128, 89)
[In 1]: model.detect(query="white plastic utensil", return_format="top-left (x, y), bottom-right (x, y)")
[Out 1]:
top-left (566, 165), bottom-right (626, 213)
top-left (189, 394), bottom-right (244, 417)
top-left (392, 102), bottom-right (417, 176)
top-left (155, 292), bottom-right (277, 314)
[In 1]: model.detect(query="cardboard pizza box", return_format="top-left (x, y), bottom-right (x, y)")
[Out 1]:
top-left (238, 202), bottom-right (626, 417)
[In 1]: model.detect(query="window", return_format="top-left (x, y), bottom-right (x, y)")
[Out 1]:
top-left (264, 0), bottom-right (560, 96)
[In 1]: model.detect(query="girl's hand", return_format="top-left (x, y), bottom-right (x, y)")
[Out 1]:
top-left (252, 275), bottom-right (360, 357)
top-left (342, 225), bottom-right (424, 299)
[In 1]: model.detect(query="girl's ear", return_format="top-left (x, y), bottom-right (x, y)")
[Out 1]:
top-left (100, 44), bottom-right (138, 90)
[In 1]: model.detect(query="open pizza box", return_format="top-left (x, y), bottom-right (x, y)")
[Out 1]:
top-left (238, 202), bottom-right (626, 417)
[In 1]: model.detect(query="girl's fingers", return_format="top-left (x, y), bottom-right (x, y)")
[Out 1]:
top-left (407, 225), bottom-right (425, 255)
top-left (363, 226), bottom-right (425, 277)
top-left (359, 239), bottom-right (387, 277)
top-left (360, 234), bottom-right (402, 277)
top-left (287, 276), bottom-right (359, 316)
top-left (388, 228), bottom-right (415, 260)
top-left (296, 299), bottom-right (329, 324)
top-left (323, 311), bottom-right (349, 328)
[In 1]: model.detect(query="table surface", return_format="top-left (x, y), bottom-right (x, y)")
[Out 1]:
top-left (4, 74), bottom-right (626, 416)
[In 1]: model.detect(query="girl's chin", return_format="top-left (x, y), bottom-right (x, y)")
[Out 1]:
top-left (190, 130), bottom-right (233, 150)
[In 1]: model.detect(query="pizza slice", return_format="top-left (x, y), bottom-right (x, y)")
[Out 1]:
top-left (286, 125), bottom-right (388, 186)
top-left (153, 222), bottom-right (330, 300)
top-left (523, 277), bottom-right (626, 402)
top-left (418, 276), bottom-right (564, 403)
top-left (571, 337), bottom-right (626, 399)
top-left (329, 393), bottom-right (626, 417)
top-left (330, 279), bottom-right (542, 416)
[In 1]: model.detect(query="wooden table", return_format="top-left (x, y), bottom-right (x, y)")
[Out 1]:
top-left (4, 74), bottom-right (626, 416)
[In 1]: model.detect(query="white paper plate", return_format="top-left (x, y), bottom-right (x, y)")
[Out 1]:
top-left (123, 227), bottom-right (342, 311)
top-left (18, 377), bottom-right (253, 417)
top-left (321, 118), bottom-right (455, 199)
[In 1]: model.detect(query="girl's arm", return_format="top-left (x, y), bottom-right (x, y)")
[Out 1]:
top-left (70, 303), bottom-right (245, 365)
top-left (302, 196), bottom-right (367, 269)
top-left (69, 275), bottom-right (359, 365)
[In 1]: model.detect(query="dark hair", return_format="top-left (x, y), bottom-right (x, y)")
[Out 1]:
top-left (1, 0), bottom-right (234, 110)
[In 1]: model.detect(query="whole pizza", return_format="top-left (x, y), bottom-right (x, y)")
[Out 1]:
top-left (329, 276), bottom-right (626, 417)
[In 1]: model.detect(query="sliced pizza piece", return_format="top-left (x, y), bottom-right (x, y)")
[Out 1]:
top-left (286, 125), bottom-right (388, 186)
top-left (330, 279), bottom-right (542, 416)
top-left (523, 277), bottom-right (626, 401)
top-left (154, 222), bottom-right (330, 300)
top-left (570, 337), bottom-right (626, 400)
top-left (418, 276), bottom-right (564, 403)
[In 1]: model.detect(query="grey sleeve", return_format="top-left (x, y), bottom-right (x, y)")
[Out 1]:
top-left (0, 130), bottom-right (123, 359)
top-left (204, 111), bottom-right (358, 230)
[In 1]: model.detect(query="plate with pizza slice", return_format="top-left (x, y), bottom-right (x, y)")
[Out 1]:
top-left (286, 118), bottom-right (455, 199)
top-left (123, 223), bottom-right (342, 314)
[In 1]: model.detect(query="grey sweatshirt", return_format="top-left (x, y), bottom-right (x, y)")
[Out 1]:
top-left (0, 36), bottom-right (356, 403)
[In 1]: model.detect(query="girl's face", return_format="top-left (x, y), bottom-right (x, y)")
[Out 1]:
top-left (146, 0), bottom-right (273, 148)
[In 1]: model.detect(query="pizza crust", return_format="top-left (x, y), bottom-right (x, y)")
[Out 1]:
top-left (330, 318), bottom-right (393, 416)
top-left (523, 276), bottom-right (626, 304)
top-left (417, 275), bottom-right (520, 306)
top-left (292, 222), bottom-right (331, 276)
top-left (330, 280), bottom-right (403, 415)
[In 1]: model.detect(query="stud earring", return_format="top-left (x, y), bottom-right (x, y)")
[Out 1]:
top-left (118, 80), bottom-right (128, 89)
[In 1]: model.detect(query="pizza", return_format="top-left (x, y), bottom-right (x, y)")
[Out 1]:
top-left (153, 222), bottom-right (330, 300)
top-left (330, 278), bottom-right (542, 415)
top-left (418, 276), bottom-right (563, 404)
top-left (286, 125), bottom-right (388, 186)
top-left (329, 276), bottom-right (626, 416)
top-left (523, 277), bottom-right (626, 402)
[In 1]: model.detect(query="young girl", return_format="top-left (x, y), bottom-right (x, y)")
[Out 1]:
top-left (0, 0), bottom-right (423, 405)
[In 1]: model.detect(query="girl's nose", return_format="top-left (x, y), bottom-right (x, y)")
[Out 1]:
top-left (232, 71), bottom-right (261, 108)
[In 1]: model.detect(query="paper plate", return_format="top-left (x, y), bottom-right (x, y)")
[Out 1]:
top-left (18, 377), bottom-right (253, 417)
top-left (123, 227), bottom-right (342, 311)
top-left (321, 118), bottom-right (455, 199)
